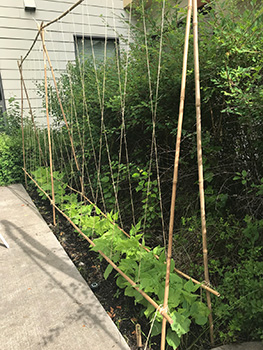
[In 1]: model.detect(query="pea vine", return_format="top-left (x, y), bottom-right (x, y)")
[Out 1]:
top-left (32, 167), bottom-right (210, 349)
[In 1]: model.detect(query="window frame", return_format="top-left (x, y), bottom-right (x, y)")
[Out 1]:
top-left (74, 35), bottom-right (119, 64)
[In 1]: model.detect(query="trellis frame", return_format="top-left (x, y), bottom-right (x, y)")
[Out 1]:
top-left (18, 0), bottom-right (218, 348)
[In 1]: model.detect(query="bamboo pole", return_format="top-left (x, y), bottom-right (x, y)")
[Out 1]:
top-left (160, 1), bottom-right (193, 349)
top-left (192, 0), bottom-right (214, 345)
top-left (40, 27), bottom-right (84, 195)
top-left (40, 29), bottom-right (56, 226)
top-left (64, 182), bottom-right (220, 297)
top-left (23, 168), bottom-right (173, 325)
top-left (20, 58), bottom-right (27, 189)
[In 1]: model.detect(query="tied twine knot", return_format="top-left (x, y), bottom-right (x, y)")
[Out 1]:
top-left (157, 304), bottom-right (168, 315)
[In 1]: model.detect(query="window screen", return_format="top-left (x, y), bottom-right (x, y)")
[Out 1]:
top-left (74, 36), bottom-right (117, 63)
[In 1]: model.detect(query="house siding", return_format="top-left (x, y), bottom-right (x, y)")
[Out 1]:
top-left (0, 0), bottom-right (129, 121)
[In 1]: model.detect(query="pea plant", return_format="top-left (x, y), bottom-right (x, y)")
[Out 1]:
top-left (31, 167), bottom-right (210, 349)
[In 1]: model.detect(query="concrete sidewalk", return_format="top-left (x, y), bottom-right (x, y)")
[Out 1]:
top-left (0, 184), bottom-right (130, 350)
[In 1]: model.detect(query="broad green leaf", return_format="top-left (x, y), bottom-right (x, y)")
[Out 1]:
top-left (194, 314), bottom-right (208, 326)
top-left (181, 290), bottom-right (197, 304)
top-left (144, 303), bottom-right (155, 318)
top-left (159, 250), bottom-right (166, 264)
top-left (183, 279), bottom-right (199, 293)
top-left (170, 272), bottom-right (183, 285)
top-left (151, 321), bottom-right (162, 337)
top-left (116, 276), bottom-right (128, 289)
top-left (170, 311), bottom-right (191, 337)
top-left (190, 301), bottom-right (210, 325)
top-left (124, 285), bottom-right (144, 303)
top-left (167, 328), bottom-right (180, 349)
top-left (169, 290), bottom-right (182, 308)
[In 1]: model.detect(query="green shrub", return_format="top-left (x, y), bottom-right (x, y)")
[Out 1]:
top-left (0, 133), bottom-right (23, 186)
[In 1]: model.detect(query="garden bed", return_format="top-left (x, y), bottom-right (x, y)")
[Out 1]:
top-left (29, 187), bottom-right (158, 350)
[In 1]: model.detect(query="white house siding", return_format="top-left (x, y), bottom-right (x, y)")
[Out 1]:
top-left (0, 0), bottom-right (130, 122)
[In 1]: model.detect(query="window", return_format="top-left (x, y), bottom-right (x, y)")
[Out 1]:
top-left (74, 36), bottom-right (118, 64)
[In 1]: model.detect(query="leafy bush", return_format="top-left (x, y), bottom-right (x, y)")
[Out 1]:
top-left (0, 133), bottom-right (23, 186)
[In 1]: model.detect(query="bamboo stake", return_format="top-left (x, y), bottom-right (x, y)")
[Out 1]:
top-left (136, 324), bottom-right (143, 349)
top-left (160, 2), bottom-right (193, 349)
top-left (20, 58), bottom-right (27, 189)
top-left (192, 0), bottom-right (214, 345)
top-left (23, 168), bottom-right (173, 325)
top-left (40, 29), bottom-right (56, 226)
top-left (64, 182), bottom-right (220, 297)
top-left (40, 27), bottom-right (84, 195)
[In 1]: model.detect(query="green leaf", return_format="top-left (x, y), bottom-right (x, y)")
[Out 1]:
top-left (194, 314), bottom-right (208, 326)
top-left (205, 171), bottom-right (214, 183)
top-left (144, 303), bottom-right (155, 318)
top-left (169, 290), bottom-right (182, 308)
top-left (184, 279), bottom-right (197, 293)
top-left (167, 328), bottom-right (180, 349)
top-left (95, 206), bottom-right (101, 215)
top-left (151, 320), bottom-right (162, 337)
top-left (170, 311), bottom-right (191, 337)
top-left (242, 170), bottom-right (247, 177)
top-left (159, 251), bottom-right (166, 264)
top-left (104, 264), bottom-right (113, 280)
top-left (190, 301), bottom-right (210, 325)
top-left (124, 285), bottom-right (144, 303)
top-left (101, 176), bottom-right (110, 182)
top-left (116, 276), bottom-right (128, 289)
top-left (132, 172), bottom-right (140, 178)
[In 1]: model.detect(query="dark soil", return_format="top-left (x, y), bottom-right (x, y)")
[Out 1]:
top-left (29, 187), bottom-right (159, 350)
